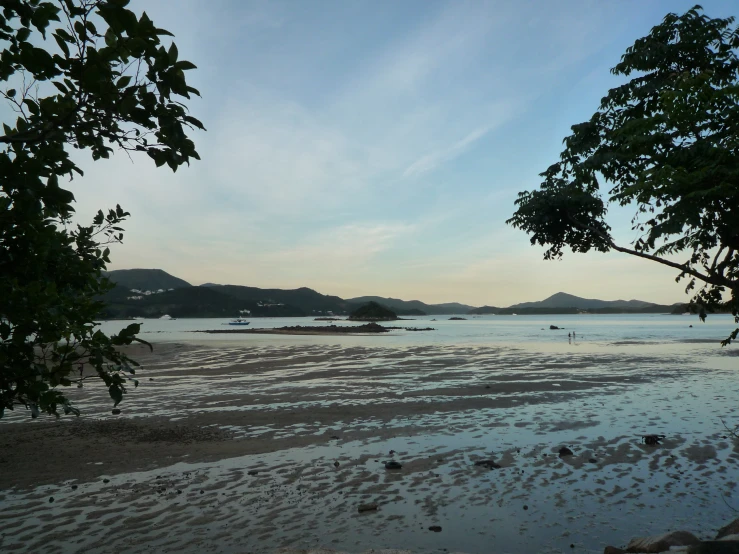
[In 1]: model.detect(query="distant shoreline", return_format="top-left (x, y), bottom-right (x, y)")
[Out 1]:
top-left (192, 323), bottom-right (434, 335)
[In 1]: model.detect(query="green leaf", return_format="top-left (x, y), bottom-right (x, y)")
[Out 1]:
top-left (168, 42), bottom-right (178, 63)
top-left (109, 385), bottom-right (123, 407)
top-left (174, 60), bottom-right (196, 71)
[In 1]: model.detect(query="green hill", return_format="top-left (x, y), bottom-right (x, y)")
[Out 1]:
top-left (202, 285), bottom-right (348, 315)
top-left (105, 269), bottom-right (191, 291)
top-left (348, 301), bottom-right (398, 321)
top-left (100, 286), bottom-right (305, 319)
top-left (346, 296), bottom-right (469, 315)
top-left (468, 305), bottom-right (501, 315)
top-left (509, 292), bottom-right (654, 310)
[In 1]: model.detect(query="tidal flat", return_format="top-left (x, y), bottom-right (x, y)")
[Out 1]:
top-left (1, 322), bottom-right (738, 553)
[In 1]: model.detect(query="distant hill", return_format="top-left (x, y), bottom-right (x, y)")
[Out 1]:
top-left (349, 301), bottom-right (398, 321)
top-left (509, 292), bottom-right (654, 310)
top-left (105, 269), bottom-right (191, 291)
top-left (468, 305), bottom-right (501, 315)
top-left (467, 293), bottom-right (676, 315)
top-left (204, 284), bottom-right (348, 315)
top-left (100, 279), bottom-right (352, 319)
top-left (100, 286), bottom-right (307, 319)
top-left (346, 296), bottom-right (472, 315)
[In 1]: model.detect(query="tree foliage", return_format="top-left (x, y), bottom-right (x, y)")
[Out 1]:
top-left (508, 5), bottom-right (739, 344)
top-left (0, 0), bottom-right (204, 417)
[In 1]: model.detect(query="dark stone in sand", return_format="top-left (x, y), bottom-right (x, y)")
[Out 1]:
top-left (48, 497), bottom-right (54, 503)
top-left (717, 518), bottom-right (739, 539)
top-left (523, 505), bottom-right (528, 510)
top-left (559, 447), bottom-right (574, 457)
top-left (642, 434), bottom-right (665, 446)
top-left (357, 503), bottom-right (379, 513)
top-left (333, 461), bottom-right (340, 468)
top-left (550, 325), bottom-right (562, 330)
top-left (449, 317), bottom-right (466, 320)
top-left (329, 435), bottom-right (340, 440)
top-left (103, 478), bottom-right (110, 484)
top-left (686, 542), bottom-right (739, 553)
top-left (247, 470), bottom-right (259, 476)
top-left (474, 459), bottom-right (501, 469)
top-left (384, 461), bottom-right (402, 470)
top-left (626, 530), bottom-right (700, 552)
top-left (588, 458), bottom-right (598, 464)
top-left (429, 525), bottom-right (442, 532)
top-left (111, 409), bottom-right (121, 415)
top-left (71, 484), bottom-right (78, 490)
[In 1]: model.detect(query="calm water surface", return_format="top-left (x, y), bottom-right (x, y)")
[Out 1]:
top-left (98, 313), bottom-right (738, 348)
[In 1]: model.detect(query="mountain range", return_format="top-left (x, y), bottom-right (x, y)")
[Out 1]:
top-left (509, 292), bottom-right (653, 310)
top-left (99, 268), bottom-right (682, 319)
top-left (345, 296), bottom-right (474, 316)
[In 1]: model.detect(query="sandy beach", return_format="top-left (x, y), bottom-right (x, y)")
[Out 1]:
top-left (1, 338), bottom-right (738, 553)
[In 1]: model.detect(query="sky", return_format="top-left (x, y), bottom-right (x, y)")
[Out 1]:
top-left (59, 0), bottom-right (737, 306)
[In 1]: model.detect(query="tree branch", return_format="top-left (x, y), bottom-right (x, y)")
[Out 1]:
top-left (568, 214), bottom-right (735, 289)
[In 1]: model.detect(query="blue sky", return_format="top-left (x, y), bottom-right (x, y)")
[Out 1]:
top-left (65, 0), bottom-right (737, 305)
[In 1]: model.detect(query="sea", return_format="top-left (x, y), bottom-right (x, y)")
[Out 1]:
top-left (98, 312), bottom-right (737, 349)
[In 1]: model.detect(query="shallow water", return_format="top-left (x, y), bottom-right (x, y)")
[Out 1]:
top-left (1, 315), bottom-right (738, 553)
top-left (97, 312), bottom-right (738, 346)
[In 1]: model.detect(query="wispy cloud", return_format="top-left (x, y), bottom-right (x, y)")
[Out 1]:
top-left (403, 126), bottom-right (490, 178)
top-left (65, 0), bottom-right (693, 304)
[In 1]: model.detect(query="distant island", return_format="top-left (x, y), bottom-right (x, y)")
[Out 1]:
top-left (348, 301), bottom-right (398, 321)
top-left (197, 322), bottom-right (397, 335)
top-left (98, 268), bottom-right (686, 319)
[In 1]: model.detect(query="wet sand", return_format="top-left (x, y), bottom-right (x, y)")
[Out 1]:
top-left (1, 341), bottom-right (738, 553)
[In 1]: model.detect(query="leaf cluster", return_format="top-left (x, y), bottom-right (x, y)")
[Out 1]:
top-left (508, 5), bottom-right (739, 343)
top-left (0, 0), bottom-right (202, 417)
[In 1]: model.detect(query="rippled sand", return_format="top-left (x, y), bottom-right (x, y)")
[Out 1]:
top-left (1, 341), bottom-right (738, 553)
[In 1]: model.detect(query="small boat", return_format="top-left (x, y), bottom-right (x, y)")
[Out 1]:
top-left (227, 318), bottom-right (250, 326)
